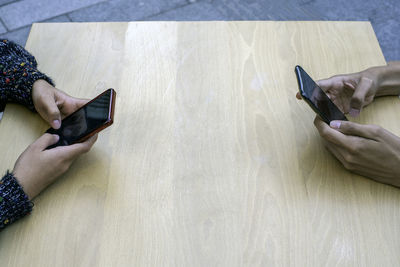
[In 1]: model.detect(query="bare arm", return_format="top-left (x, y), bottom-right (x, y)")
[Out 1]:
top-left (375, 61), bottom-right (400, 96)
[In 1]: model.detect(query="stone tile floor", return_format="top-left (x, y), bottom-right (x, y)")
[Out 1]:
top-left (0, 0), bottom-right (397, 61)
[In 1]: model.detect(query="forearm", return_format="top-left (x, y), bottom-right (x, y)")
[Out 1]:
top-left (373, 62), bottom-right (400, 96)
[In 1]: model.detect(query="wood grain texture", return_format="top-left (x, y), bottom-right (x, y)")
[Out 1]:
top-left (0, 21), bottom-right (399, 266)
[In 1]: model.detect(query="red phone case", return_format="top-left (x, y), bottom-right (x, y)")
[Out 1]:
top-left (45, 88), bottom-right (116, 147)
top-left (77, 88), bottom-right (116, 143)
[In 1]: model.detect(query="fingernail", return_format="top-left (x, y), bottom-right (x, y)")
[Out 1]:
top-left (349, 108), bottom-right (360, 117)
top-left (53, 119), bottom-right (61, 129)
top-left (330, 121), bottom-right (341, 129)
top-left (344, 82), bottom-right (355, 89)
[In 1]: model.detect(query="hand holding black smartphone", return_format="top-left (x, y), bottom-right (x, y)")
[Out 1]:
top-left (46, 88), bottom-right (116, 149)
top-left (295, 65), bottom-right (347, 123)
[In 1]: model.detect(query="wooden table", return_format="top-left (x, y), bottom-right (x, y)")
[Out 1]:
top-left (1, 21), bottom-right (399, 266)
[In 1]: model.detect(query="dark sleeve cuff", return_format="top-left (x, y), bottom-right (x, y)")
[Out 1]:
top-left (0, 172), bottom-right (33, 230)
top-left (0, 39), bottom-right (55, 111)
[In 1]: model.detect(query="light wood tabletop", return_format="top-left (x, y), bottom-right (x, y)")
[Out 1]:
top-left (0, 21), bottom-right (399, 266)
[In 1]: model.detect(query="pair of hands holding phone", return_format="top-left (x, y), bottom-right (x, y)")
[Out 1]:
top-left (13, 80), bottom-right (97, 200)
top-left (17, 65), bottom-right (400, 198)
top-left (296, 63), bottom-right (400, 187)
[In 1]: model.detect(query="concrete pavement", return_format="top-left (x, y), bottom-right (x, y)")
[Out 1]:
top-left (0, 0), bottom-right (397, 61)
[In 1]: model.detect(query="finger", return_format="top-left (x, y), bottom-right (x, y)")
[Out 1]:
top-left (32, 133), bottom-right (60, 150)
top-left (40, 93), bottom-right (62, 129)
top-left (61, 97), bottom-right (89, 118)
top-left (83, 134), bottom-right (98, 147)
top-left (54, 89), bottom-right (88, 117)
top-left (54, 134), bottom-right (98, 161)
top-left (350, 77), bottom-right (373, 116)
top-left (344, 81), bottom-right (356, 90)
top-left (74, 98), bottom-right (89, 109)
top-left (62, 98), bottom-right (88, 119)
top-left (323, 140), bottom-right (365, 173)
top-left (313, 116), bottom-right (352, 148)
top-left (296, 92), bottom-right (302, 100)
top-left (316, 78), bottom-right (339, 99)
top-left (323, 139), bottom-right (347, 165)
top-left (324, 140), bottom-right (388, 181)
top-left (316, 78), bottom-right (333, 91)
top-left (329, 120), bottom-right (378, 140)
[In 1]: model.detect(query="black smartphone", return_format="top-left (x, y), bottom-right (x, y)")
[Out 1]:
top-left (46, 88), bottom-right (116, 148)
top-left (295, 65), bottom-right (347, 123)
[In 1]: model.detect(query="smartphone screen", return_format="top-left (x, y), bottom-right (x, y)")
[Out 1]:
top-left (295, 65), bottom-right (347, 123)
top-left (46, 88), bottom-right (115, 148)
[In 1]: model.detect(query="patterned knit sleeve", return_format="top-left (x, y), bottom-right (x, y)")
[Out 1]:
top-left (0, 39), bottom-right (54, 110)
top-left (0, 172), bottom-right (33, 230)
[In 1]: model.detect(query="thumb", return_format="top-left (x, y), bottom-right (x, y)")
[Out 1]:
top-left (38, 93), bottom-right (62, 129)
top-left (329, 120), bottom-right (376, 139)
top-left (32, 133), bottom-right (60, 150)
top-left (349, 77), bottom-right (373, 117)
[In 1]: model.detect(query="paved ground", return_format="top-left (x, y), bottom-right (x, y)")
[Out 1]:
top-left (0, 0), bottom-right (397, 61)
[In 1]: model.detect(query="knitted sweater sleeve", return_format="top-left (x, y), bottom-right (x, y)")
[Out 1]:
top-left (0, 39), bottom-right (54, 230)
top-left (0, 39), bottom-right (54, 110)
top-left (0, 173), bottom-right (33, 230)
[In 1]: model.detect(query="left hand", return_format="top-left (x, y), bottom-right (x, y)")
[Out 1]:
top-left (32, 79), bottom-right (87, 129)
top-left (295, 66), bottom-right (383, 117)
top-left (13, 133), bottom-right (98, 199)
top-left (313, 116), bottom-right (400, 187)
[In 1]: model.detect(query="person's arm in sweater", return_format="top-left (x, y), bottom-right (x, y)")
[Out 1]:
top-left (0, 39), bottom-right (54, 110)
top-left (0, 40), bottom-right (97, 230)
top-left (0, 39), bottom-right (53, 229)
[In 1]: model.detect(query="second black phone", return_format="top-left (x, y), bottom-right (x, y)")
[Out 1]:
top-left (295, 65), bottom-right (347, 123)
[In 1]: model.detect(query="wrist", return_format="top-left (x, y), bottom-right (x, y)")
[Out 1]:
top-left (32, 79), bottom-right (52, 92)
top-left (12, 171), bottom-right (34, 200)
top-left (0, 172), bottom-right (33, 228)
top-left (32, 79), bottom-right (53, 105)
top-left (374, 64), bottom-right (400, 96)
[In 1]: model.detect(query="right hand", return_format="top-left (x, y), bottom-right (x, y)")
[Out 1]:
top-left (13, 133), bottom-right (98, 200)
top-left (296, 67), bottom-right (382, 117)
top-left (314, 116), bottom-right (400, 187)
top-left (32, 80), bottom-right (88, 130)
